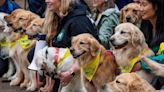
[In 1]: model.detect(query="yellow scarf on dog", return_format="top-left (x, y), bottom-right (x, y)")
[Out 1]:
top-left (18, 35), bottom-right (31, 49)
top-left (81, 52), bottom-right (100, 82)
top-left (9, 41), bottom-right (16, 48)
top-left (121, 49), bottom-right (146, 73)
top-left (157, 42), bottom-right (164, 55)
top-left (0, 37), bottom-right (7, 47)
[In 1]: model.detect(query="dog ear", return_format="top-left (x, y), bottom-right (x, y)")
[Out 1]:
top-left (90, 37), bottom-right (100, 57)
top-left (132, 27), bottom-right (145, 46)
top-left (120, 8), bottom-right (124, 23)
top-left (128, 73), bottom-right (152, 92)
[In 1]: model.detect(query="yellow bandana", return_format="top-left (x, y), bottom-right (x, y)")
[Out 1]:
top-left (157, 42), bottom-right (164, 55)
top-left (121, 49), bottom-right (146, 73)
top-left (18, 35), bottom-right (32, 49)
top-left (0, 37), bottom-right (7, 47)
top-left (9, 41), bottom-right (16, 48)
top-left (57, 48), bottom-right (71, 68)
top-left (81, 52), bottom-right (100, 82)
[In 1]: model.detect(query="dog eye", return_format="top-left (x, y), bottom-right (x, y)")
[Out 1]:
top-left (116, 80), bottom-right (121, 83)
top-left (33, 24), bottom-right (37, 26)
top-left (120, 31), bottom-right (126, 34)
top-left (133, 9), bottom-right (137, 13)
top-left (125, 9), bottom-right (128, 12)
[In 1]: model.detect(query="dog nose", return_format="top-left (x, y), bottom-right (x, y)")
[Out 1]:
top-left (110, 38), bottom-right (115, 44)
top-left (126, 16), bottom-right (131, 22)
top-left (70, 48), bottom-right (75, 54)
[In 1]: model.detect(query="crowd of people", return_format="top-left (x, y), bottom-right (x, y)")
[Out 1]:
top-left (0, 0), bottom-right (164, 92)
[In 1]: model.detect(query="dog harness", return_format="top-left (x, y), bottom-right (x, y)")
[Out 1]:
top-left (81, 51), bottom-right (101, 82)
top-left (53, 48), bottom-right (71, 68)
top-left (121, 49), bottom-right (147, 73)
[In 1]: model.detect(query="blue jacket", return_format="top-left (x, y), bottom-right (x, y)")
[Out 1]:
top-left (0, 0), bottom-right (20, 14)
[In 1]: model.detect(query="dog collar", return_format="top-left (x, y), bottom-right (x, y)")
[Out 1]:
top-left (81, 51), bottom-right (101, 82)
top-left (121, 48), bottom-right (147, 73)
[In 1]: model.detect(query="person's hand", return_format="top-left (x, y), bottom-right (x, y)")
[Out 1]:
top-left (59, 71), bottom-right (73, 86)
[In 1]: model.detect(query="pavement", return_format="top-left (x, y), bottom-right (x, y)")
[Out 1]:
top-left (0, 78), bottom-right (27, 92)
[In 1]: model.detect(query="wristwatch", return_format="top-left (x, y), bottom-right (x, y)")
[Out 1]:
top-left (69, 69), bottom-right (75, 77)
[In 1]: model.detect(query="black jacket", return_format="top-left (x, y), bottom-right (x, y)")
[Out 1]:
top-left (52, 3), bottom-right (99, 48)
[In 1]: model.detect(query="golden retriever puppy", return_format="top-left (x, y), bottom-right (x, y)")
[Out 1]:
top-left (110, 23), bottom-right (154, 82)
top-left (120, 3), bottom-right (141, 26)
top-left (107, 73), bottom-right (156, 92)
top-left (142, 56), bottom-right (164, 77)
top-left (70, 33), bottom-right (119, 92)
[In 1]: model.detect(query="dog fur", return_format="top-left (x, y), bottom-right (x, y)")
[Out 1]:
top-left (110, 23), bottom-right (154, 82)
top-left (70, 33), bottom-right (118, 92)
top-left (120, 3), bottom-right (141, 26)
top-left (4, 9), bottom-right (39, 89)
top-left (34, 46), bottom-right (86, 92)
top-left (107, 73), bottom-right (156, 92)
top-left (0, 12), bottom-right (15, 78)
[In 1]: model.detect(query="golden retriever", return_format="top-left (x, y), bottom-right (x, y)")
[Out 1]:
top-left (25, 17), bottom-right (45, 36)
top-left (0, 12), bottom-right (15, 78)
top-left (5, 9), bottom-right (38, 31)
top-left (120, 3), bottom-right (141, 26)
top-left (24, 17), bottom-right (45, 91)
top-left (70, 33), bottom-right (119, 92)
top-left (4, 9), bottom-right (39, 89)
top-left (107, 73), bottom-right (156, 92)
top-left (110, 23), bottom-right (154, 82)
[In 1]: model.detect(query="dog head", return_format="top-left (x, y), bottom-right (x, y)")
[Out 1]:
top-left (4, 9), bottom-right (25, 29)
top-left (34, 46), bottom-right (74, 78)
top-left (110, 23), bottom-right (145, 49)
top-left (108, 73), bottom-right (155, 92)
top-left (34, 47), bottom-right (57, 76)
top-left (25, 17), bottom-right (45, 36)
top-left (70, 33), bottom-right (102, 66)
top-left (120, 3), bottom-right (141, 25)
top-left (0, 12), bottom-right (14, 33)
top-left (4, 9), bottom-right (39, 32)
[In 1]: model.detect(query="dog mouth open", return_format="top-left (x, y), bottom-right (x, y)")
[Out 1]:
top-left (70, 49), bottom-right (86, 58)
top-left (112, 40), bottom-right (128, 49)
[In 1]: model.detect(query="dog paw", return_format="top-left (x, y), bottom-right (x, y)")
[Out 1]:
top-left (10, 78), bottom-right (21, 86)
top-left (2, 73), bottom-right (8, 78)
top-left (26, 85), bottom-right (37, 91)
top-left (8, 74), bottom-right (16, 80)
top-left (20, 80), bottom-right (30, 88)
